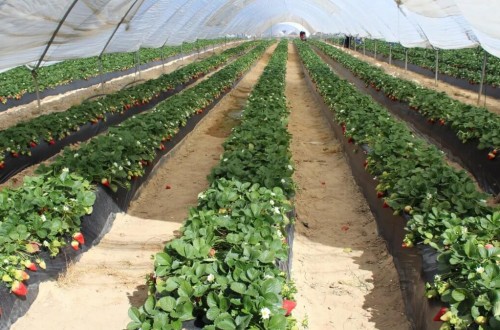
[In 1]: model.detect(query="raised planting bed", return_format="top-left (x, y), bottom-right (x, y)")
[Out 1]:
top-left (39, 41), bottom-right (271, 200)
top-left (296, 40), bottom-right (500, 330)
top-left (0, 42), bottom-right (271, 329)
top-left (0, 41), bottom-right (258, 184)
top-left (311, 40), bottom-right (500, 195)
top-left (129, 40), bottom-right (300, 330)
top-left (0, 38), bottom-right (236, 111)
top-left (332, 38), bottom-right (500, 100)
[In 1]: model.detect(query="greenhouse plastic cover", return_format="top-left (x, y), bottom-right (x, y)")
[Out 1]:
top-left (1, 0), bottom-right (500, 72)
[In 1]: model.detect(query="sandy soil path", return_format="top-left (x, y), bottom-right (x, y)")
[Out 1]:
top-left (286, 43), bottom-right (410, 330)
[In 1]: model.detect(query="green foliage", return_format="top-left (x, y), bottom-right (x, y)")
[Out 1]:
top-left (0, 41), bottom-right (257, 163)
top-left (37, 41), bottom-right (271, 190)
top-left (312, 40), bottom-right (500, 153)
top-left (129, 40), bottom-right (297, 329)
top-left (209, 40), bottom-right (295, 197)
top-left (0, 38), bottom-right (236, 102)
top-left (296, 39), bottom-right (500, 329)
top-left (0, 169), bottom-right (95, 290)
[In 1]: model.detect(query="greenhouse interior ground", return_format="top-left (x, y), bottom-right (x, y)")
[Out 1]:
top-left (0, 2), bottom-right (499, 330)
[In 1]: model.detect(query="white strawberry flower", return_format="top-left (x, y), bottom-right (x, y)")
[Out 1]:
top-left (41, 214), bottom-right (47, 222)
top-left (207, 274), bottom-right (215, 283)
top-left (62, 167), bottom-right (69, 173)
top-left (63, 206), bottom-right (69, 212)
top-left (260, 307), bottom-right (271, 320)
top-left (476, 266), bottom-right (485, 274)
top-left (287, 164), bottom-right (293, 171)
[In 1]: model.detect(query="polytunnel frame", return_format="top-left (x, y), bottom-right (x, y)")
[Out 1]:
top-left (30, 0), bottom-right (79, 111)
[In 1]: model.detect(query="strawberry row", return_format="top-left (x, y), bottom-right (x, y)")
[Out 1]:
top-left (39, 42), bottom-right (271, 191)
top-left (312, 40), bottom-right (500, 159)
top-left (358, 39), bottom-right (500, 88)
top-left (296, 40), bottom-right (500, 329)
top-left (0, 41), bottom-right (269, 301)
top-left (128, 40), bottom-right (298, 330)
top-left (0, 38), bottom-right (231, 103)
top-left (0, 41), bottom-right (257, 169)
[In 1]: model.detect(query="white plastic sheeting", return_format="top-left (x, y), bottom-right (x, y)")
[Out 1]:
top-left (1, 0), bottom-right (500, 72)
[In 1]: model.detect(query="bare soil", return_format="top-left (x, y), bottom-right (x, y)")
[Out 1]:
top-left (286, 43), bottom-right (410, 329)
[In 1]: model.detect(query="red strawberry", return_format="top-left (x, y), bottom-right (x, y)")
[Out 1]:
top-left (29, 141), bottom-right (37, 148)
top-left (347, 137), bottom-right (354, 143)
top-left (0, 161), bottom-right (4, 169)
top-left (208, 248), bottom-right (216, 257)
top-left (485, 243), bottom-right (494, 250)
top-left (382, 201), bottom-right (389, 208)
top-left (165, 184), bottom-right (172, 190)
top-left (487, 152), bottom-right (496, 160)
top-left (101, 178), bottom-right (110, 187)
top-left (11, 281), bottom-right (28, 297)
top-left (438, 119), bottom-right (445, 126)
top-left (73, 232), bottom-right (85, 245)
top-left (493, 149), bottom-right (498, 155)
top-left (376, 191), bottom-right (384, 198)
top-left (282, 299), bottom-right (297, 316)
top-left (71, 240), bottom-right (79, 251)
top-left (433, 307), bottom-right (448, 321)
top-left (48, 139), bottom-right (56, 145)
top-left (11, 151), bottom-right (19, 158)
top-left (159, 144), bottom-right (165, 150)
top-left (24, 261), bottom-right (37, 272)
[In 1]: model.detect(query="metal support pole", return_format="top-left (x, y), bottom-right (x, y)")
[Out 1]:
top-left (354, 38), bottom-right (357, 51)
top-left (160, 46), bottom-right (165, 72)
top-left (405, 48), bottom-right (408, 71)
top-left (435, 49), bottom-right (439, 86)
top-left (135, 51), bottom-right (141, 79)
top-left (389, 44), bottom-right (392, 65)
top-left (363, 41), bottom-right (366, 56)
top-left (374, 43), bottom-right (377, 59)
top-left (98, 56), bottom-right (105, 91)
top-left (31, 70), bottom-right (42, 112)
top-left (478, 52), bottom-right (488, 106)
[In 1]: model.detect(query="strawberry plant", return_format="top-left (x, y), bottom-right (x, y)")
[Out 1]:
top-left (0, 168), bottom-right (95, 295)
top-left (312, 40), bottom-right (500, 156)
top-left (38, 42), bottom-right (271, 190)
top-left (296, 40), bottom-right (500, 329)
top-left (0, 41), bottom-right (258, 164)
top-left (129, 40), bottom-right (298, 329)
top-left (355, 39), bottom-right (500, 87)
top-left (0, 38), bottom-right (236, 102)
top-left (209, 40), bottom-right (295, 197)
